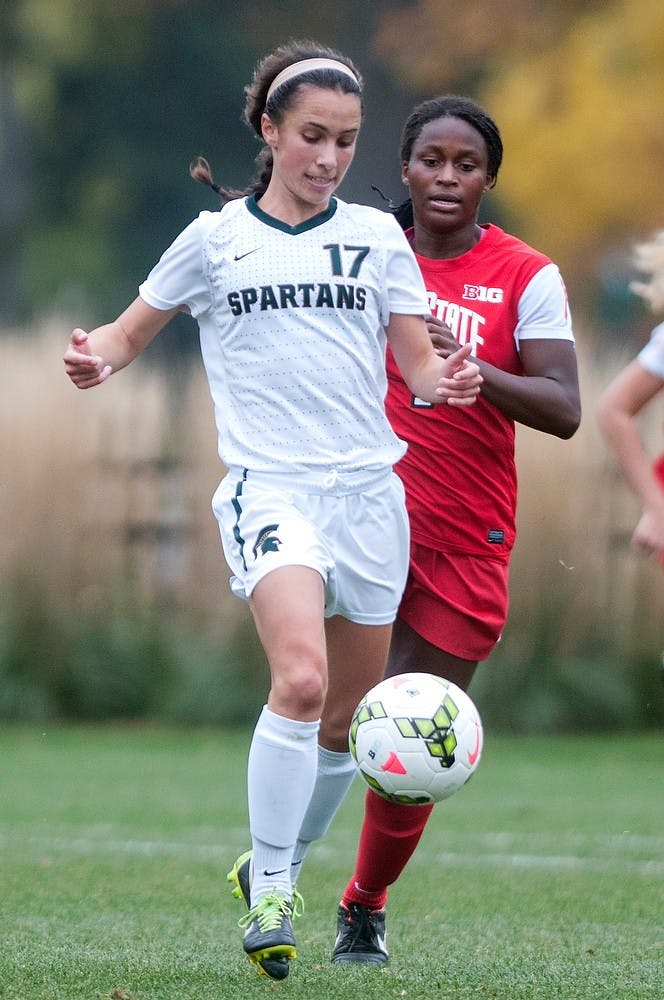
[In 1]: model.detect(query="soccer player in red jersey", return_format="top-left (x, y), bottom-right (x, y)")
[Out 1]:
top-left (331, 95), bottom-right (582, 964)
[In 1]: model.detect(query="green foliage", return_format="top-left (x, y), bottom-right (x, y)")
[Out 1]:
top-left (473, 574), bottom-right (664, 733)
top-left (0, 574), bottom-right (268, 726)
top-left (0, 726), bottom-right (661, 998)
top-left (482, 0), bottom-right (664, 285)
top-left (3, 2), bottom-right (259, 322)
top-left (372, 0), bottom-right (664, 304)
top-left (1, 563), bottom-right (661, 730)
top-left (2, 0), bottom-right (406, 324)
top-left (0, 573), bottom-right (69, 721)
top-left (4, 0), bottom-right (664, 323)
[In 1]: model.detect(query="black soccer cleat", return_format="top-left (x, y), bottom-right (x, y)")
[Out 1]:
top-left (331, 901), bottom-right (388, 964)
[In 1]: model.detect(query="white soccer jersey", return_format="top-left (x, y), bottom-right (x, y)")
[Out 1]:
top-left (139, 195), bottom-right (428, 478)
top-left (638, 321), bottom-right (664, 379)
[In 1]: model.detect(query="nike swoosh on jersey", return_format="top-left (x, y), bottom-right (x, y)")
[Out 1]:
top-left (234, 248), bottom-right (261, 261)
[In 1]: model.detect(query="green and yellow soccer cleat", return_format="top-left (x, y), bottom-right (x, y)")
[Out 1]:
top-left (239, 891), bottom-right (297, 978)
top-left (227, 851), bottom-right (303, 981)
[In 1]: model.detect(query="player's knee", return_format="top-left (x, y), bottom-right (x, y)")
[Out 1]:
top-left (271, 659), bottom-right (327, 718)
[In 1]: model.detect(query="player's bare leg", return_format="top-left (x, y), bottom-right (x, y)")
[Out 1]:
top-left (320, 616), bottom-right (392, 751)
top-left (232, 566), bottom-right (327, 979)
top-left (387, 616), bottom-right (478, 691)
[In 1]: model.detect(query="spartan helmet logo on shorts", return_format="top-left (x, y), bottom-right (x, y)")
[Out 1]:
top-left (253, 524), bottom-right (282, 558)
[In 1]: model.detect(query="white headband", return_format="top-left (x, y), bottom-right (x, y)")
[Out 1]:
top-left (265, 58), bottom-right (359, 105)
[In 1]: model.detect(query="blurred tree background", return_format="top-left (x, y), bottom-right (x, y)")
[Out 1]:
top-left (3, 0), bottom-right (664, 334)
top-left (1, 0), bottom-right (663, 730)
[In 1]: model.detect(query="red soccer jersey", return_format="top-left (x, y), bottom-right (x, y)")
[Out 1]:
top-left (386, 224), bottom-right (564, 562)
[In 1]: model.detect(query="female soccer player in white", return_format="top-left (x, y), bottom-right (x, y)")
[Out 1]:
top-left (63, 41), bottom-right (482, 979)
top-left (599, 231), bottom-right (664, 563)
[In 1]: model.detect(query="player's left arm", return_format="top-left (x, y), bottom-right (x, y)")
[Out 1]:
top-left (386, 312), bottom-right (482, 406)
top-left (426, 313), bottom-right (580, 435)
top-left (477, 338), bottom-right (581, 438)
top-left (473, 264), bottom-right (580, 438)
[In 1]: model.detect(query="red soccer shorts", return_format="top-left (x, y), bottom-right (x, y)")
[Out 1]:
top-left (398, 541), bottom-right (510, 661)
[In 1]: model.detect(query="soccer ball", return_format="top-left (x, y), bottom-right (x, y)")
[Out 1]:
top-left (348, 672), bottom-right (483, 805)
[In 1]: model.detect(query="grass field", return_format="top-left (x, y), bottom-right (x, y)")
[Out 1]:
top-left (0, 726), bottom-right (662, 999)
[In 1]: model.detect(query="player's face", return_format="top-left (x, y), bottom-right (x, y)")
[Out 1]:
top-left (261, 85), bottom-right (361, 220)
top-left (402, 116), bottom-right (493, 241)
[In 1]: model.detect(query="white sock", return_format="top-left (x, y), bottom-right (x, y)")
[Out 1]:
top-left (290, 745), bottom-right (357, 885)
top-left (247, 705), bottom-right (319, 904)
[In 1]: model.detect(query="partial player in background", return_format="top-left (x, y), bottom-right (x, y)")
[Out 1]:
top-left (331, 94), bottom-right (581, 965)
top-left (63, 43), bottom-right (482, 980)
top-left (598, 231), bottom-right (664, 564)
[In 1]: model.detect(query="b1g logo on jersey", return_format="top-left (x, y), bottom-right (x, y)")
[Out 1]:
top-left (462, 284), bottom-right (504, 303)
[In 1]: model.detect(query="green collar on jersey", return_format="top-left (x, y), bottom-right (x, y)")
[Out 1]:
top-left (247, 192), bottom-right (338, 234)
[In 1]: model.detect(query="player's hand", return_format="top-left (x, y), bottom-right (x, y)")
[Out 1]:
top-left (426, 316), bottom-right (459, 358)
top-left (427, 316), bottom-right (458, 358)
top-left (63, 329), bottom-right (112, 389)
top-left (436, 342), bottom-right (482, 406)
top-left (632, 508), bottom-right (664, 566)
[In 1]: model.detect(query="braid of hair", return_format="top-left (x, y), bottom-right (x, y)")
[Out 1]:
top-left (392, 198), bottom-right (414, 231)
top-left (189, 156), bottom-right (239, 202)
top-left (370, 185), bottom-right (413, 232)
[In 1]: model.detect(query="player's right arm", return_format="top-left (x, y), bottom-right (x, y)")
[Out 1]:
top-left (386, 313), bottom-right (482, 406)
top-left (598, 357), bottom-right (664, 558)
top-left (63, 297), bottom-right (181, 389)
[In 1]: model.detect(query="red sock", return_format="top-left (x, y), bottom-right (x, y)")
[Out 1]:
top-left (342, 789), bottom-right (434, 910)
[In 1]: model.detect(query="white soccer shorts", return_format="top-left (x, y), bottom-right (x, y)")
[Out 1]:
top-left (212, 467), bottom-right (409, 625)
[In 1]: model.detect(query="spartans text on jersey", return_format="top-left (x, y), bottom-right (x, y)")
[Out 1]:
top-left (227, 283), bottom-right (367, 315)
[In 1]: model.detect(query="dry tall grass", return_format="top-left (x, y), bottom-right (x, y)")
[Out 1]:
top-left (512, 342), bottom-right (663, 663)
top-left (2, 319), bottom-right (662, 723)
top-left (1, 319), bottom-right (239, 636)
